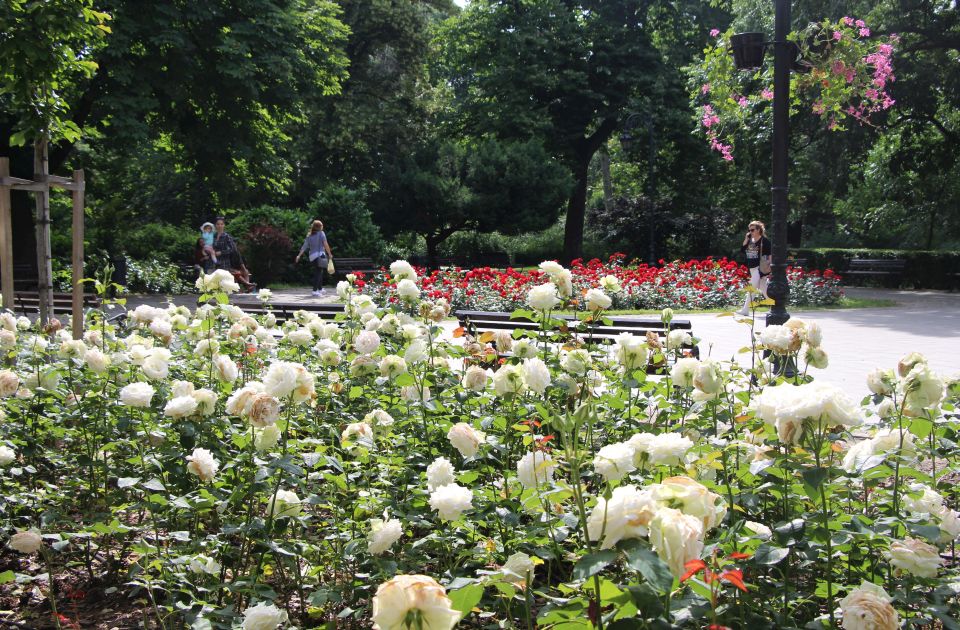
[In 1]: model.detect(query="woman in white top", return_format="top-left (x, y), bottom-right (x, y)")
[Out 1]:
top-left (738, 220), bottom-right (772, 315)
top-left (295, 220), bottom-right (334, 296)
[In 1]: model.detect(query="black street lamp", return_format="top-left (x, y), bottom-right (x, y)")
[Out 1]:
top-left (731, 0), bottom-right (797, 327)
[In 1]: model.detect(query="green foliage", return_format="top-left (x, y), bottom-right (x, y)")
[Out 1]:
top-left (306, 185), bottom-right (385, 260)
top-left (122, 222), bottom-right (198, 263)
top-left (124, 256), bottom-right (191, 294)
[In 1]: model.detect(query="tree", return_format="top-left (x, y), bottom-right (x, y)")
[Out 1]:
top-left (378, 137), bottom-right (571, 263)
top-left (438, 0), bottom-right (660, 262)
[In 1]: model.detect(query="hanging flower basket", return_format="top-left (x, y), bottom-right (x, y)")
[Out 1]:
top-left (730, 32), bottom-right (766, 70)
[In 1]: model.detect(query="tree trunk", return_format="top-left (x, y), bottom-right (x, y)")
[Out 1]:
top-left (563, 155), bottom-right (591, 264)
top-left (600, 146), bottom-right (613, 214)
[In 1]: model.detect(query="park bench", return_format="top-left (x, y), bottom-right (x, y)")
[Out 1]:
top-left (787, 257), bottom-right (809, 268)
top-left (231, 300), bottom-right (345, 324)
top-left (13, 291), bottom-right (101, 316)
top-left (332, 257), bottom-right (379, 277)
top-left (844, 258), bottom-right (905, 287)
top-left (455, 309), bottom-right (699, 364)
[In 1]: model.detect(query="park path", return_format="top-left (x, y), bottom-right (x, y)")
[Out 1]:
top-left (129, 286), bottom-right (959, 400)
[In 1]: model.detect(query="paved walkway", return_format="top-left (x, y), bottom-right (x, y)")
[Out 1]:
top-left (127, 286), bottom-right (959, 400)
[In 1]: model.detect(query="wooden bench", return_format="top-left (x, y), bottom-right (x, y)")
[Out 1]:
top-left (14, 291), bottom-right (101, 316)
top-left (230, 300), bottom-right (345, 324)
top-left (787, 257), bottom-right (809, 269)
top-left (455, 310), bottom-right (699, 362)
top-left (332, 257), bottom-right (379, 277)
top-left (844, 258), bottom-right (905, 287)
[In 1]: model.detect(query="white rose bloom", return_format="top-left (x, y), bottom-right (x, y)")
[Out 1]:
top-left (805, 346), bottom-right (829, 370)
top-left (461, 365), bottom-right (489, 391)
top-left (887, 537), bottom-right (942, 578)
top-left (447, 422), bottom-right (486, 458)
top-left (665, 329), bottom-right (692, 350)
top-left (214, 354), bottom-right (239, 383)
top-left (670, 357), bottom-right (699, 387)
top-left (539, 260), bottom-right (564, 276)
top-left (512, 339), bottom-right (538, 359)
top-left (522, 358), bottom-right (551, 394)
top-left (400, 324), bottom-right (425, 341)
top-left (839, 582), bottom-right (898, 630)
top-left (692, 359), bottom-right (723, 395)
top-left (429, 483), bottom-right (473, 521)
top-left (400, 384), bottom-right (430, 402)
top-left (649, 507), bottom-right (705, 577)
top-left (315, 340), bottom-right (342, 367)
top-left (120, 382), bottom-right (154, 407)
top-left (585, 288), bottom-right (612, 311)
top-left (226, 382), bottom-right (265, 416)
top-left (744, 521), bottom-right (773, 540)
top-left (355, 330), bottom-right (381, 355)
top-left (561, 349), bottom-right (591, 376)
top-left (554, 269), bottom-right (573, 297)
top-left (268, 489), bottom-right (302, 519)
top-left (342, 421), bottom-right (375, 449)
top-left (516, 451), bottom-right (557, 489)
top-left (389, 260), bottom-right (417, 281)
top-left (903, 364), bottom-right (944, 415)
top-left (760, 325), bottom-right (801, 354)
top-left (938, 509), bottom-right (960, 542)
top-left (587, 485), bottom-right (658, 549)
top-left (646, 433), bottom-right (694, 467)
top-left (842, 439), bottom-right (877, 474)
top-left (8, 530), bottom-right (43, 555)
top-left (403, 339), bottom-right (429, 365)
top-left (263, 361), bottom-right (303, 399)
top-left (336, 280), bottom-right (351, 300)
top-left (247, 393), bottom-right (281, 428)
top-left (241, 602), bottom-right (288, 630)
top-left (0, 329), bottom-right (16, 349)
top-left (58, 338), bottom-right (86, 359)
top-left (649, 476), bottom-right (727, 532)
top-left (600, 274), bottom-right (621, 293)
top-left (492, 330), bottom-right (513, 353)
top-left (186, 448), bottom-right (219, 482)
top-left (164, 395), bottom-right (199, 419)
top-left (379, 355), bottom-right (408, 379)
top-left (427, 456), bottom-right (456, 491)
top-left (876, 399), bottom-right (897, 419)
top-left (364, 409), bottom-right (395, 427)
top-left (254, 425), bottom-right (282, 452)
top-left (0, 370), bottom-right (20, 397)
top-left (593, 442), bottom-right (637, 482)
top-left (149, 319), bottom-right (172, 342)
top-left (615, 334), bottom-right (648, 371)
top-left (195, 338), bottom-right (219, 357)
top-left (904, 483), bottom-right (945, 517)
top-left (368, 517), bottom-right (404, 555)
top-left (502, 552), bottom-right (536, 586)
top-left (371, 574), bottom-right (459, 630)
top-left (753, 382), bottom-right (862, 445)
top-left (0, 313), bottom-right (15, 331)
top-left (286, 328), bottom-right (313, 347)
top-left (867, 368), bottom-right (896, 396)
top-left (0, 445), bottom-right (16, 466)
top-left (493, 364), bottom-right (526, 397)
top-left (396, 278), bottom-right (421, 300)
top-left (804, 321), bottom-right (823, 347)
top-left (191, 388), bottom-right (218, 416)
top-left (527, 282), bottom-right (560, 311)
top-left (84, 348), bottom-right (111, 374)
top-left (171, 380), bottom-right (195, 398)
top-left (897, 351), bottom-right (927, 378)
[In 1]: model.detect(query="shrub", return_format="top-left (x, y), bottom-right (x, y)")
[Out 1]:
top-left (241, 225), bottom-right (293, 286)
top-left (306, 184), bottom-right (385, 260)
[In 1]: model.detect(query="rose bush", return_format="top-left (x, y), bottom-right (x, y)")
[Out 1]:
top-left (0, 265), bottom-right (955, 629)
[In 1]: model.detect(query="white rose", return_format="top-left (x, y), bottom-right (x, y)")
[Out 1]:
top-left (186, 448), bottom-right (219, 482)
top-left (268, 489), bottom-right (302, 519)
top-left (241, 602), bottom-right (288, 630)
top-left (254, 425), bottom-right (282, 452)
top-left (649, 476), bottom-right (727, 532)
top-left (447, 422), bottom-right (485, 458)
top-left (0, 327), bottom-right (16, 347)
top-left (585, 288), bottom-right (612, 311)
top-left (389, 260), bottom-right (417, 281)
top-left (355, 330), bottom-right (381, 355)
top-left (149, 319), bottom-right (172, 343)
top-left (649, 507), bottom-right (705, 577)
top-left (502, 552), bottom-right (536, 586)
top-left (8, 530), bottom-right (43, 554)
top-left (84, 348), bottom-right (111, 374)
top-left (516, 451), bottom-right (557, 489)
top-left (189, 555), bottom-right (221, 575)
top-left (527, 282), bottom-right (560, 311)
top-left (371, 574), bottom-right (459, 630)
top-left (247, 393), bottom-right (281, 428)
top-left (561, 349), bottom-right (591, 376)
top-left (226, 383), bottom-right (264, 416)
top-left (342, 421), bottom-right (375, 449)
top-left (887, 537), bottom-right (942, 578)
top-left (903, 364), bottom-right (944, 415)
top-left (493, 365), bottom-right (525, 397)
top-left (646, 433), bottom-right (693, 467)
top-left (522, 358), bottom-right (551, 394)
top-left (429, 483), bottom-right (473, 521)
top-left (263, 361), bottom-right (306, 399)
top-left (368, 517), bottom-right (403, 555)
top-left (286, 328), bottom-right (313, 347)
top-left (396, 278), bottom-right (420, 300)
top-left (0, 370), bottom-right (20, 397)
top-left (897, 351), bottom-right (927, 378)
top-left (665, 329), bottom-right (692, 350)
top-left (670, 357), bottom-right (699, 388)
top-left (804, 321), bottom-right (823, 347)
top-left (427, 456), bottom-right (456, 491)
top-left (512, 339), bottom-right (538, 359)
top-left (379, 355), bottom-right (408, 379)
top-left (587, 485), bottom-right (658, 549)
top-left (839, 582), bottom-right (898, 630)
top-left (554, 269), bottom-right (573, 297)
top-left (461, 365), bottom-right (489, 391)
top-left (164, 395), bottom-right (199, 419)
top-left (403, 339), bottom-right (428, 365)
top-left (400, 384), bottom-right (430, 402)
top-left (805, 346), bottom-right (829, 369)
top-left (692, 359), bottom-right (723, 395)
top-left (213, 354), bottom-right (239, 383)
top-left (600, 274), bottom-right (621, 293)
top-left (192, 388), bottom-right (218, 416)
top-left (867, 368), bottom-right (896, 396)
top-left (760, 325), bottom-right (801, 354)
top-left (593, 442), bottom-right (637, 482)
top-left (0, 445), bottom-right (16, 466)
top-left (539, 260), bottom-right (564, 276)
top-left (120, 382), bottom-right (154, 407)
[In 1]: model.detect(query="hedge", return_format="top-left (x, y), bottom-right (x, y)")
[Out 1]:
top-left (787, 248), bottom-right (960, 289)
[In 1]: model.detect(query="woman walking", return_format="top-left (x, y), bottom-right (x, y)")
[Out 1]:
top-left (737, 220), bottom-right (772, 315)
top-left (295, 220), bottom-right (333, 296)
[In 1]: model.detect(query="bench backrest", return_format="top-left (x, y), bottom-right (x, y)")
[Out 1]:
top-left (334, 258), bottom-right (378, 273)
top-left (455, 309), bottom-right (694, 342)
top-left (233, 301), bottom-right (345, 323)
top-left (848, 258), bottom-right (905, 271)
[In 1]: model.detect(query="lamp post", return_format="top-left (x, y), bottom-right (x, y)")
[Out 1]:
top-left (731, 0), bottom-right (794, 326)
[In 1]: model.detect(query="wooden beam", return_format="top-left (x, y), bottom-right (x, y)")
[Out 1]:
top-left (34, 139), bottom-right (53, 325)
top-left (0, 159), bottom-right (13, 310)
top-left (71, 170), bottom-right (85, 339)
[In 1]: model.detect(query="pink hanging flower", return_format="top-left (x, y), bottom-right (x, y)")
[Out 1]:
top-left (761, 88), bottom-right (774, 100)
top-left (737, 96), bottom-right (749, 108)
top-left (843, 16), bottom-right (855, 26)
top-left (701, 83), bottom-right (711, 95)
top-left (859, 27), bottom-right (870, 37)
top-left (709, 28), bottom-right (720, 37)
top-left (812, 100), bottom-right (825, 115)
top-left (833, 31), bottom-right (843, 41)
top-left (855, 19), bottom-right (866, 28)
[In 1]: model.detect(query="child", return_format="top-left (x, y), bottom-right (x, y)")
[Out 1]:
top-left (200, 222), bottom-right (218, 264)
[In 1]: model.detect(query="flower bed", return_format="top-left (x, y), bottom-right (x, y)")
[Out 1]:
top-left (0, 264), bottom-right (955, 629)
top-left (355, 255), bottom-right (843, 311)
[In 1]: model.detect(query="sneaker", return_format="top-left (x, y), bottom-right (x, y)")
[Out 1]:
top-left (311, 290), bottom-right (321, 296)
top-left (736, 308), bottom-right (750, 316)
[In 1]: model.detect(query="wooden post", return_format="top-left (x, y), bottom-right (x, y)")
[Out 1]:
top-left (34, 138), bottom-right (53, 325)
top-left (0, 158), bottom-right (14, 310)
top-left (71, 170), bottom-right (85, 340)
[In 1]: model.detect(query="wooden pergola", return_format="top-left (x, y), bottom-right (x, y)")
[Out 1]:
top-left (0, 140), bottom-right (85, 339)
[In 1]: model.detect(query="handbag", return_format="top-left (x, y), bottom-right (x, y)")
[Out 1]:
top-left (759, 256), bottom-right (772, 275)
top-left (327, 258), bottom-right (335, 274)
